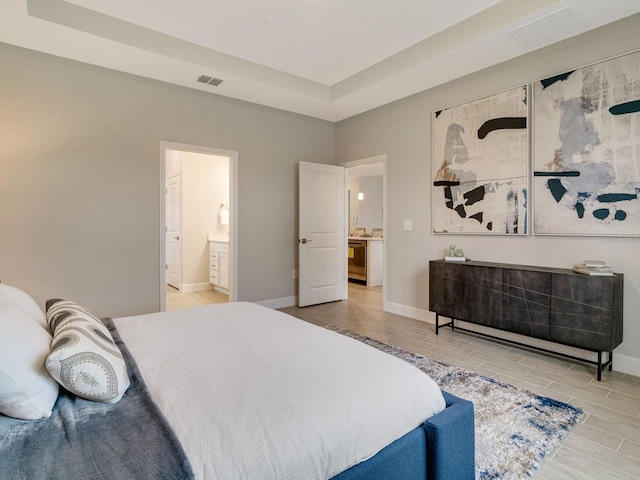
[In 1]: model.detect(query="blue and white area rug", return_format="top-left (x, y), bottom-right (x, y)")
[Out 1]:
top-left (327, 326), bottom-right (583, 480)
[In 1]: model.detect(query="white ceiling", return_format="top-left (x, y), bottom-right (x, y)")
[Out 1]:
top-left (2, 0), bottom-right (639, 121)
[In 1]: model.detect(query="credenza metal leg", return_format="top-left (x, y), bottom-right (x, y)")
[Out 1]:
top-left (596, 351), bottom-right (614, 381)
top-left (435, 314), bottom-right (456, 335)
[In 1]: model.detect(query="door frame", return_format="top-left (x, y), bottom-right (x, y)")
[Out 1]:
top-left (341, 154), bottom-right (387, 304)
top-left (159, 141), bottom-right (239, 311)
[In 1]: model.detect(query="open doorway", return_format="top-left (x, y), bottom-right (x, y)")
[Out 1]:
top-left (159, 142), bottom-right (238, 311)
top-left (342, 155), bottom-right (386, 306)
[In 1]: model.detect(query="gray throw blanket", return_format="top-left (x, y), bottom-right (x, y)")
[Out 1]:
top-left (0, 318), bottom-right (195, 480)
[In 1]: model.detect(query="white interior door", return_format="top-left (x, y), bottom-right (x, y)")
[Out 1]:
top-left (298, 162), bottom-right (346, 307)
top-left (166, 174), bottom-right (181, 289)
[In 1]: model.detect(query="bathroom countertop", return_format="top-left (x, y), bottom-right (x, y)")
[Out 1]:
top-left (208, 234), bottom-right (229, 243)
top-left (348, 236), bottom-right (383, 241)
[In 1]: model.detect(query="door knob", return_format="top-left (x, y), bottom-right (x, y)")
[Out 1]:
top-left (299, 238), bottom-right (312, 244)
top-left (174, 235), bottom-right (180, 240)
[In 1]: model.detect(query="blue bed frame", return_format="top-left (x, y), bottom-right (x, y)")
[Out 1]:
top-left (332, 391), bottom-right (475, 480)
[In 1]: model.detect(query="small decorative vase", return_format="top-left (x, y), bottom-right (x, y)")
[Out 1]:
top-left (448, 245), bottom-right (456, 257)
top-left (455, 249), bottom-right (464, 257)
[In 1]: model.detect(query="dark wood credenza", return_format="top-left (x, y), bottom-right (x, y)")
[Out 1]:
top-left (429, 260), bottom-right (623, 381)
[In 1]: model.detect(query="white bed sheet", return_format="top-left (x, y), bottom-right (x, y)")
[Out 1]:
top-left (114, 302), bottom-right (445, 480)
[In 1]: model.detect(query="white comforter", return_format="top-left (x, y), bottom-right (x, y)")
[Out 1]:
top-left (114, 302), bottom-right (445, 480)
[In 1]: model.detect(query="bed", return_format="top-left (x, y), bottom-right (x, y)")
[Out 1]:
top-left (0, 286), bottom-right (475, 480)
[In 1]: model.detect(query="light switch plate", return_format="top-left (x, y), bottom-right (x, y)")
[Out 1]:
top-left (403, 219), bottom-right (413, 231)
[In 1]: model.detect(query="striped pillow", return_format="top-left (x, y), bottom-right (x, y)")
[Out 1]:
top-left (45, 299), bottom-right (130, 403)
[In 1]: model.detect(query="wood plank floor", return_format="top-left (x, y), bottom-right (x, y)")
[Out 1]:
top-left (168, 282), bottom-right (640, 479)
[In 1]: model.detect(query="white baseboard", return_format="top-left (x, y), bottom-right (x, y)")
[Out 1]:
top-left (384, 301), bottom-right (432, 323)
top-left (256, 296), bottom-right (297, 309)
top-left (614, 353), bottom-right (640, 378)
top-left (180, 282), bottom-right (213, 293)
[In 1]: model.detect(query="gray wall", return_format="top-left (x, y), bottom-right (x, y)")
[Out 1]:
top-left (0, 42), bottom-right (334, 317)
top-left (358, 177), bottom-right (383, 232)
top-left (2, 15), bottom-right (639, 374)
top-left (336, 15), bottom-right (640, 374)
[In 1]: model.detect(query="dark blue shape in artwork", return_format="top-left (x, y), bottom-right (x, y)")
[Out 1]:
top-left (477, 117), bottom-right (527, 139)
top-left (615, 210), bottom-right (627, 221)
top-left (609, 100), bottom-right (640, 115)
top-left (593, 209), bottom-right (610, 220)
top-left (575, 202), bottom-right (585, 218)
top-left (454, 205), bottom-right (466, 218)
top-left (463, 185), bottom-right (486, 205)
top-left (443, 186), bottom-right (454, 209)
top-left (534, 171), bottom-right (580, 177)
top-left (469, 212), bottom-right (483, 224)
top-left (540, 71), bottom-right (575, 89)
top-left (597, 193), bottom-right (638, 203)
top-left (486, 222), bottom-right (493, 231)
top-left (547, 179), bottom-right (567, 203)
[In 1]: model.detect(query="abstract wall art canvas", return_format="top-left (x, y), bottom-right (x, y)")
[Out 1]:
top-left (432, 85), bottom-right (528, 234)
top-left (533, 50), bottom-right (640, 236)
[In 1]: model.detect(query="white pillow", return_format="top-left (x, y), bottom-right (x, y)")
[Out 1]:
top-left (0, 284), bottom-right (47, 330)
top-left (46, 299), bottom-right (130, 403)
top-left (0, 299), bottom-right (59, 420)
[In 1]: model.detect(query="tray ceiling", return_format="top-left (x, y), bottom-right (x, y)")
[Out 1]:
top-left (2, 0), bottom-right (639, 121)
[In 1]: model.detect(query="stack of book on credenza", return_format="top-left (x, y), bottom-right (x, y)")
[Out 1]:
top-left (572, 260), bottom-right (614, 276)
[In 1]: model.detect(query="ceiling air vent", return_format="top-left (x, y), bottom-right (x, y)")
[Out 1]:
top-left (197, 75), bottom-right (223, 87)
top-left (509, 6), bottom-right (588, 50)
